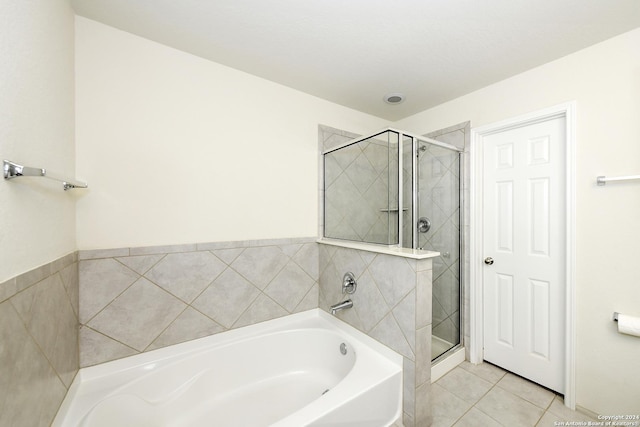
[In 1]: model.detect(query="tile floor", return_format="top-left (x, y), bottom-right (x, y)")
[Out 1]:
top-left (432, 361), bottom-right (599, 427)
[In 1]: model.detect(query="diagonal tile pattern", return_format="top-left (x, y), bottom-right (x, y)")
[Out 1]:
top-left (10, 275), bottom-right (79, 387)
top-left (78, 238), bottom-right (319, 367)
top-left (116, 254), bottom-right (164, 275)
top-left (230, 246), bottom-right (290, 290)
top-left (147, 307), bottom-right (225, 351)
top-left (0, 252), bottom-right (79, 427)
top-left (87, 277), bottom-right (187, 351)
top-left (192, 268), bottom-right (260, 328)
top-left (79, 258), bottom-right (139, 323)
top-left (264, 262), bottom-right (315, 312)
top-left (0, 301), bottom-right (68, 427)
top-left (146, 251), bottom-right (226, 303)
top-left (79, 326), bottom-right (138, 367)
top-left (323, 132), bottom-right (396, 245)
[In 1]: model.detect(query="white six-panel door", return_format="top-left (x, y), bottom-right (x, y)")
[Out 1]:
top-left (482, 116), bottom-right (566, 393)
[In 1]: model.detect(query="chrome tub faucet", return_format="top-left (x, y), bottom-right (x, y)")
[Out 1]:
top-left (330, 299), bottom-right (353, 315)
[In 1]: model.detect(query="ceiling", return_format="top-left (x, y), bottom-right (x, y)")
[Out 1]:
top-left (71, 0), bottom-right (640, 121)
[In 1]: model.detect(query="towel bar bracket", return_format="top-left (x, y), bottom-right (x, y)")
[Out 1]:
top-left (3, 160), bottom-right (87, 191)
top-left (3, 161), bottom-right (45, 180)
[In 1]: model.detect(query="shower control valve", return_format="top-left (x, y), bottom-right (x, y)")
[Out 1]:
top-left (342, 272), bottom-right (357, 294)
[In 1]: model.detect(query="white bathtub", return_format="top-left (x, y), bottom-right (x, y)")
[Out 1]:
top-left (54, 309), bottom-right (403, 427)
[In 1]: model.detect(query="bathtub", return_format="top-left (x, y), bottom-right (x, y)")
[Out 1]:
top-left (54, 309), bottom-right (403, 427)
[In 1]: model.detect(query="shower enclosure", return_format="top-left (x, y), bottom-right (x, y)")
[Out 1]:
top-left (323, 128), bottom-right (462, 361)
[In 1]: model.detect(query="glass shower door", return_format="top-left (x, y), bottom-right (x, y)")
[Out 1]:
top-left (416, 143), bottom-right (461, 360)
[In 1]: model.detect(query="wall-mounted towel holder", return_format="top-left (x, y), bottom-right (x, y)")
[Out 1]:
top-left (3, 160), bottom-right (87, 191)
top-left (596, 175), bottom-right (640, 186)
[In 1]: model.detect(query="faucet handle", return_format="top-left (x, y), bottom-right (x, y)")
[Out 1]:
top-left (342, 272), bottom-right (357, 294)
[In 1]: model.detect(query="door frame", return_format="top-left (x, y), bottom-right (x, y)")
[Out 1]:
top-left (469, 102), bottom-right (576, 408)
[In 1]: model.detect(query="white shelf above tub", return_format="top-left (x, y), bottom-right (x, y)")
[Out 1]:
top-left (317, 238), bottom-right (439, 260)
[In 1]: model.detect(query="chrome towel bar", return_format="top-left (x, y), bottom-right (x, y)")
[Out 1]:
top-left (596, 175), bottom-right (640, 186)
top-left (3, 159), bottom-right (87, 191)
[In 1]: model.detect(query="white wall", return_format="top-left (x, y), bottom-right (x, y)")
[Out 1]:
top-left (0, 0), bottom-right (76, 282)
top-left (75, 17), bottom-right (387, 249)
top-left (395, 28), bottom-right (640, 414)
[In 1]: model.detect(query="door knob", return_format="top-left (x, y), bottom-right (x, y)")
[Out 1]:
top-left (484, 257), bottom-right (494, 265)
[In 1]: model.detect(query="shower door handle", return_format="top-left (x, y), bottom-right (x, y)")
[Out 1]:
top-left (484, 257), bottom-right (494, 265)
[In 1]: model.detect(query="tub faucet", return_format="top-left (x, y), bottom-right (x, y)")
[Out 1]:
top-left (330, 299), bottom-right (353, 315)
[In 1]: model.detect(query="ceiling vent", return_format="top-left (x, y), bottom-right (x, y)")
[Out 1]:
top-left (383, 93), bottom-right (405, 104)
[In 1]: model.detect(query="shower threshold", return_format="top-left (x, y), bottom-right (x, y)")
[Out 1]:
top-left (431, 346), bottom-right (465, 383)
top-left (432, 335), bottom-right (455, 360)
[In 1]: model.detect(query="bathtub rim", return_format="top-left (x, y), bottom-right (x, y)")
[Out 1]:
top-left (54, 308), bottom-right (403, 427)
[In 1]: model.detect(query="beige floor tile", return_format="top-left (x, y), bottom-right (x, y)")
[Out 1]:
top-left (496, 373), bottom-right (555, 409)
top-left (536, 411), bottom-right (563, 426)
top-left (458, 361), bottom-right (507, 384)
top-left (454, 407), bottom-right (502, 427)
top-left (431, 383), bottom-right (473, 427)
top-left (546, 396), bottom-right (598, 422)
top-left (476, 387), bottom-right (545, 427)
top-left (437, 367), bottom-right (493, 404)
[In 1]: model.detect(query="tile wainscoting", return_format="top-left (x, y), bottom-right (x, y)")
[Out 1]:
top-left (1, 236), bottom-right (438, 427)
top-left (0, 253), bottom-right (79, 427)
top-left (78, 237), bottom-right (319, 367)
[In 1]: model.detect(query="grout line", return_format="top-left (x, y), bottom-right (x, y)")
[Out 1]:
top-left (142, 303), bottom-right (191, 352)
top-left (113, 253), bottom-right (166, 276)
top-left (227, 286), bottom-right (262, 329)
top-left (288, 244), bottom-right (319, 285)
top-left (80, 325), bottom-right (140, 368)
top-left (189, 305), bottom-right (225, 331)
top-left (81, 272), bottom-right (139, 327)
top-left (58, 266), bottom-right (80, 321)
top-left (207, 247), bottom-right (244, 266)
top-left (436, 364), bottom-right (506, 426)
top-left (292, 281), bottom-right (318, 313)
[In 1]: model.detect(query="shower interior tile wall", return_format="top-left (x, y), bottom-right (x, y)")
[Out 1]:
top-left (318, 125), bottom-right (360, 238)
top-left (0, 253), bottom-right (79, 427)
top-left (78, 238), bottom-right (318, 367)
top-left (324, 136), bottom-right (397, 244)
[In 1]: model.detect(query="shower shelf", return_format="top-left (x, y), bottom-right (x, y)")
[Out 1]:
top-left (3, 159), bottom-right (88, 191)
top-left (379, 207), bottom-right (409, 212)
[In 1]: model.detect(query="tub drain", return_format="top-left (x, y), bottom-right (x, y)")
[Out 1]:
top-left (340, 342), bottom-right (347, 355)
